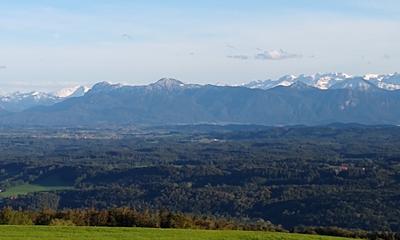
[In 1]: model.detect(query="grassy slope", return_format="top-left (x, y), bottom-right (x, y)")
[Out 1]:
top-left (0, 184), bottom-right (72, 198)
top-left (0, 173), bottom-right (74, 198)
top-left (0, 226), bottom-right (354, 240)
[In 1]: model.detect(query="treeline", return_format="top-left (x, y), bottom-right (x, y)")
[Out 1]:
top-left (1, 207), bottom-right (400, 240)
top-left (0, 207), bottom-right (283, 231)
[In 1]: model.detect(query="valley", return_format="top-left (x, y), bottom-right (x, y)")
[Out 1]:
top-left (0, 124), bottom-right (399, 233)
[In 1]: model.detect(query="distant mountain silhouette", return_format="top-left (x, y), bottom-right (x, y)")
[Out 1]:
top-left (0, 78), bottom-right (400, 126)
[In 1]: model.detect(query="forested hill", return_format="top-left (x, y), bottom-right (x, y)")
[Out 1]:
top-left (0, 124), bottom-right (399, 232)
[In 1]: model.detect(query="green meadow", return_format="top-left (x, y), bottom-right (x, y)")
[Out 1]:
top-left (0, 184), bottom-right (72, 198)
top-left (0, 225), bottom-right (354, 240)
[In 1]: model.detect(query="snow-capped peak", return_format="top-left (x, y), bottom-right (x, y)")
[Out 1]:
top-left (363, 73), bottom-right (381, 80)
top-left (242, 73), bottom-right (400, 91)
top-left (330, 77), bottom-right (378, 91)
top-left (243, 72), bottom-right (351, 90)
top-left (148, 78), bottom-right (200, 91)
top-left (5, 91), bottom-right (55, 101)
top-left (89, 81), bottom-right (123, 94)
top-left (153, 78), bottom-right (185, 88)
top-left (53, 85), bottom-right (90, 98)
top-left (289, 81), bottom-right (314, 90)
top-left (278, 74), bottom-right (297, 81)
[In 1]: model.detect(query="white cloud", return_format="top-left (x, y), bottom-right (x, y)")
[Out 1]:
top-left (0, 3), bottom-right (399, 90)
top-left (254, 49), bottom-right (301, 60)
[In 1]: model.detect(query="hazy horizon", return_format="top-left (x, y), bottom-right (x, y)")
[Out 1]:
top-left (1, 71), bottom-right (400, 95)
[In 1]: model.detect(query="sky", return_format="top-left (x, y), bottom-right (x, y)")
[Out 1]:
top-left (0, 0), bottom-right (399, 92)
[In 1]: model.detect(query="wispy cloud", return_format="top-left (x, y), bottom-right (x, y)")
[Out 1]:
top-left (0, 65), bottom-right (7, 70)
top-left (227, 55), bottom-right (249, 60)
top-left (121, 33), bottom-right (132, 39)
top-left (255, 49), bottom-right (301, 60)
top-left (227, 49), bottom-right (302, 61)
top-left (225, 44), bottom-right (237, 50)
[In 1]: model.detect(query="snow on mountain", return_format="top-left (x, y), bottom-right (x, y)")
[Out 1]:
top-left (0, 79), bottom-right (200, 112)
top-left (147, 78), bottom-right (201, 91)
top-left (1, 73), bottom-right (399, 113)
top-left (1, 91), bottom-right (57, 102)
top-left (243, 73), bottom-right (400, 91)
top-left (0, 85), bottom-right (91, 112)
top-left (382, 73), bottom-right (400, 85)
top-left (243, 75), bottom-right (296, 89)
top-left (363, 73), bottom-right (400, 90)
top-left (243, 72), bottom-right (351, 90)
top-left (330, 77), bottom-right (378, 91)
top-left (363, 73), bottom-right (381, 80)
top-left (53, 85), bottom-right (90, 98)
top-left (4, 76), bottom-right (400, 127)
top-left (88, 81), bottom-right (123, 94)
top-left (289, 81), bottom-right (315, 90)
top-left (149, 78), bottom-right (185, 89)
top-left (312, 72), bottom-right (352, 89)
top-left (0, 91), bottom-right (60, 112)
top-left (277, 75), bottom-right (297, 86)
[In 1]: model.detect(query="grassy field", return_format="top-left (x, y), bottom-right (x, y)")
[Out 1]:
top-left (0, 225), bottom-right (355, 240)
top-left (0, 184), bottom-right (72, 198)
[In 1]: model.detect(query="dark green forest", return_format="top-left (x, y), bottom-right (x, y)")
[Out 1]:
top-left (0, 124), bottom-right (399, 232)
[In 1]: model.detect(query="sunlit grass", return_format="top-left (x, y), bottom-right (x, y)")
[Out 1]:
top-left (0, 184), bottom-right (72, 198)
top-left (0, 225), bottom-right (354, 240)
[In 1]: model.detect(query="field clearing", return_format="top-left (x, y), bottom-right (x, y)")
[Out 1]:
top-left (0, 225), bottom-right (354, 240)
top-left (0, 184), bottom-right (72, 198)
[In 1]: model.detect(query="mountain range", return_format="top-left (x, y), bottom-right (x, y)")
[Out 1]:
top-left (243, 72), bottom-right (400, 90)
top-left (0, 73), bottom-right (400, 126)
top-left (0, 86), bottom-right (90, 112)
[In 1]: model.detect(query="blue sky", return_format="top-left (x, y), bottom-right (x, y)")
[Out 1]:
top-left (0, 0), bottom-right (399, 92)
